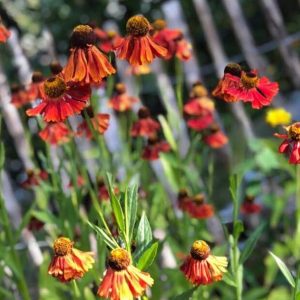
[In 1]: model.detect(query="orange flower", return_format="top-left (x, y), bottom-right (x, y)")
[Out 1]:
top-left (21, 169), bottom-right (48, 189)
top-left (98, 248), bottom-right (154, 300)
top-left (27, 71), bottom-right (44, 101)
top-left (225, 70), bottom-right (279, 109)
top-left (175, 38), bottom-right (192, 61)
top-left (94, 28), bottom-right (122, 54)
top-left (184, 98), bottom-right (215, 117)
top-left (180, 240), bottom-right (228, 285)
top-left (187, 194), bottom-right (215, 219)
top-left (0, 23), bottom-right (10, 43)
top-left (48, 237), bottom-right (94, 282)
top-left (212, 63), bottom-right (242, 102)
top-left (115, 15), bottom-right (167, 66)
top-left (142, 136), bottom-right (171, 160)
top-left (108, 83), bottom-right (138, 112)
top-left (10, 84), bottom-right (29, 108)
top-left (177, 189), bottom-right (193, 212)
top-left (189, 82), bottom-right (209, 98)
top-left (126, 64), bottom-right (151, 76)
top-left (26, 75), bottom-right (91, 122)
top-left (240, 195), bottom-right (262, 215)
top-left (77, 109), bottom-right (110, 139)
top-left (64, 25), bottom-right (115, 85)
top-left (275, 122), bottom-right (300, 164)
top-left (131, 107), bottom-right (160, 137)
top-left (39, 122), bottom-right (72, 145)
top-left (203, 124), bottom-right (228, 148)
top-left (187, 114), bottom-right (214, 132)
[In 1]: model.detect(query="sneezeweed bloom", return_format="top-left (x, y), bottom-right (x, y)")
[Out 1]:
top-left (203, 123), bottom-right (228, 149)
top-left (0, 22), bottom-right (10, 43)
top-left (77, 107), bottom-right (110, 139)
top-left (64, 24), bottom-right (115, 85)
top-left (180, 240), bottom-right (228, 285)
top-left (26, 75), bottom-right (91, 122)
top-left (27, 216), bottom-right (45, 232)
top-left (187, 194), bottom-right (215, 219)
top-left (265, 108), bottom-right (291, 127)
top-left (142, 135), bottom-right (171, 160)
top-left (186, 114), bottom-right (214, 132)
top-left (21, 169), bottom-right (48, 189)
top-left (115, 15), bottom-right (167, 66)
top-left (275, 122), bottom-right (300, 164)
top-left (50, 61), bottom-right (64, 75)
top-left (212, 63), bottom-right (242, 102)
top-left (10, 84), bottom-right (29, 108)
top-left (189, 81), bottom-right (208, 98)
top-left (152, 19), bottom-right (191, 61)
top-left (48, 237), bottom-right (94, 282)
top-left (97, 248), bottom-right (154, 300)
top-left (131, 107), bottom-right (160, 137)
top-left (27, 71), bottom-right (44, 101)
top-left (240, 195), bottom-right (262, 215)
top-left (184, 98), bottom-right (215, 117)
top-left (177, 189), bottom-right (192, 212)
top-left (94, 28), bottom-right (121, 54)
top-left (108, 83), bottom-right (138, 112)
top-left (225, 70), bottom-right (279, 109)
top-left (39, 122), bottom-right (72, 145)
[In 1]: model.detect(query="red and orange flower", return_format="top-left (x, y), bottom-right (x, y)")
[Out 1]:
top-left (108, 83), bottom-right (138, 112)
top-left (225, 70), bottom-right (279, 109)
top-left (131, 107), bottom-right (160, 137)
top-left (142, 136), bottom-right (171, 160)
top-left (98, 248), bottom-right (153, 300)
top-left (212, 63), bottom-right (242, 102)
top-left (77, 108), bottom-right (110, 139)
top-left (115, 15), bottom-right (167, 66)
top-left (10, 84), bottom-right (29, 108)
top-left (48, 237), bottom-right (94, 282)
top-left (27, 71), bottom-right (44, 102)
top-left (240, 195), bottom-right (262, 215)
top-left (21, 169), bottom-right (48, 189)
top-left (39, 122), bottom-right (72, 145)
top-left (64, 25), bottom-right (115, 85)
top-left (187, 194), bottom-right (215, 219)
top-left (275, 122), bottom-right (300, 164)
top-left (203, 124), bottom-right (228, 149)
top-left (26, 74), bottom-right (91, 122)
top-left (0, 23), bottom-right (10, 43)
top-left (180, 240), bottom-right (228, 285)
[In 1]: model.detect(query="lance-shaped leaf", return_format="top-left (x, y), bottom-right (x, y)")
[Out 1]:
top-left (136, 241), bottom-right (158, 271)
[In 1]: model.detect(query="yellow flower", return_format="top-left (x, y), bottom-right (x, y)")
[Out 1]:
top-left (265, 108), bottom-right (291, 127)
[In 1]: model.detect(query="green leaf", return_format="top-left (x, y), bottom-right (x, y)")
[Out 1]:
top-left (171, 287), bottom-right (198, 300)
top-left (0, 142), bottom-right (4, 170)
top-left (31, 211), bottom-right (61, 227)
top-left (126, 185), bottom-right (138, 241)
top-left (135, 212), bottom-right (153, 258)
top-left (222, 272), bottom-right (237, 287)
top-left (269, 251), bottom-right (295, 287)
top-left (106, 173), bottom-right (125, 234)
top-left (158, 115), bottom-right (177, 151)
top-left (87, 221), bottom-right (117, 249)
top-left (229, 173), bottom-right (241, 203)
top-left (233, 220), bottom-right (244, 239)
top-left (239, 222), bottom-right (266, 264)
top-left (136, 241), bottom-right (158, 270)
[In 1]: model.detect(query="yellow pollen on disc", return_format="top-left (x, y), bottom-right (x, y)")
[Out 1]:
top-left (241, 72), bottom-right (259, 89)
top-left (193, 193), bottom-right (205, 204)
top-left (73, 24), bottom-right (93, 34)
top-left (288, 123), bottom-right (300, 140)
top-left (53, 237), bottom-right (73, 256)
top-left (126, 15), bottom-right (150, 37)
top-left (190, 240), bottom-right (210, 260)
top-left (44, 77), bottom-right (66, 98)
top-left (108, 248), bottom-right (131, 271)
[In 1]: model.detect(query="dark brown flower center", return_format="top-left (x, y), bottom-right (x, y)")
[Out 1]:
top-left (190, 240), bottom-right (210, 260)
top-left (224, 63), bottom-right (242, 77)
top-left (50, 61), bottom-right (63, 75)
top-left (138, 107), bottom-right (150, 119)
top-left (190, 82), bottom-right (208, 98)
top-left (53, 237), bottom-right (73, 256)
top-left (152, 19), bottom-right (167, 31)
top-left (11, 83), bottom-right (21, 94)
top-left (108, 248), bottom-right (131, 271)
top-left (126, 15), bottom-right (150, 37)
top-left (115, 83), bottom-right (126, 94)
top-left (32, 71), bottom-right (44, 83)
top-left (209, 123), bottom-right (220, 134)
top-left (241, 72), bottom-right (259, 89)
top-left (244, 195), bottom-right (255, 203)
top-left (288, 123), bottom-right (300, 140)
top-left (70, 25), bottom-right (96, 48)
top-left (44, 76), bottom-right (66, 98)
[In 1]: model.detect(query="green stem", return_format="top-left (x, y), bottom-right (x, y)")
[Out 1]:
top-left (175, 57), bottom-right (184, 115)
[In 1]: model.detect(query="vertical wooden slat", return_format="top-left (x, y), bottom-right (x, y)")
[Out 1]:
top-left (260, 0), bottom-right (300, 88)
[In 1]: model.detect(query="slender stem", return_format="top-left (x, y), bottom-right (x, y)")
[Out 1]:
top-left (295, 165), bottom-right (300, 245)
top-left (175, 57), bottom-right (184, 115)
